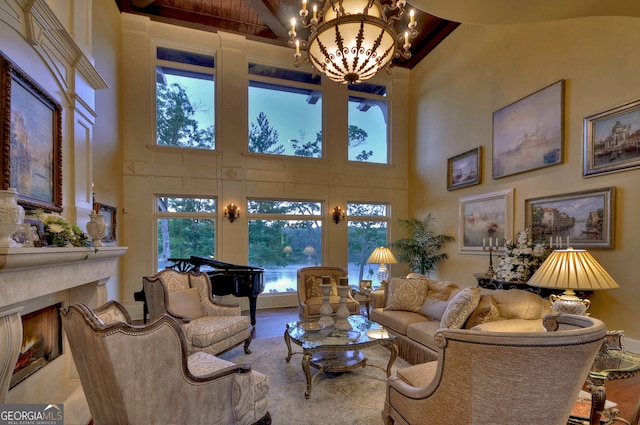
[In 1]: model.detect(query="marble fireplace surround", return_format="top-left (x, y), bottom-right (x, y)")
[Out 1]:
top-left (0, 246), bottom-right (126, 425)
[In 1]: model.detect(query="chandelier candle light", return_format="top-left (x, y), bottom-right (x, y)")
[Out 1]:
top-left (289, 0), bottom-right (418, 84)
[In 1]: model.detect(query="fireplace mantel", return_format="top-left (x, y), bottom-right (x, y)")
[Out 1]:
top-left (0, 246), bottom-right (127, 309)
top-left (0, 246), bottom-right (127, 422)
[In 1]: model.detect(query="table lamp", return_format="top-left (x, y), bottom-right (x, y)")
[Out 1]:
top-left (527, 248), bottom-right (619, 315)
top-left (367, 247), bottom-right (398, 283)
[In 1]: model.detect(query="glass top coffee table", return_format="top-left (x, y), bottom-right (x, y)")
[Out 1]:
top-left (284, 315), bottom-right (398, 399)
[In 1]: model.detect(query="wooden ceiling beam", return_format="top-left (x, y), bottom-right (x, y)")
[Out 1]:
top-left (245, 0), bottom-right (289, 39)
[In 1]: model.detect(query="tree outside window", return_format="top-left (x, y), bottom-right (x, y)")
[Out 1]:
top-left (156, 196), bottom-right (216, 271)
top-left (348, 82), bottom-right (389, 164)
top-left (347, 203), bottom-right (390, 285)
top-left (156, 47), bottom-right (215, 149)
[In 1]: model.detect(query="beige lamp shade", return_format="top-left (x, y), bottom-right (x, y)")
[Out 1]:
top-left (528, 248), bottom-right (619, 315)
top-left (367, 247), bottom-right (398, 265)
top-left (367, 247), bottom-right (397, 283)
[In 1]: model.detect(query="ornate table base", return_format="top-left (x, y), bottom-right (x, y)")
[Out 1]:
top-left (284, 316), bottom-right (398, 399)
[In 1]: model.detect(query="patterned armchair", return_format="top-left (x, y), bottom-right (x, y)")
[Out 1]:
top-left (296, 266), bottom-right (360, 320)
top-left (60, 301), bottom-right (271, 425)
top-left (383, 314), bottom-right (607, 425)
top-left (143, 269), bottom-right (252, 355)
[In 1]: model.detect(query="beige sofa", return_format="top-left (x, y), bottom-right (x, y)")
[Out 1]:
top-left (370, 275), bottom-right (552, 364)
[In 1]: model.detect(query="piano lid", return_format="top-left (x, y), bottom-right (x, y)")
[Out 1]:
top-left (188, 256), bottom-right (264, 272)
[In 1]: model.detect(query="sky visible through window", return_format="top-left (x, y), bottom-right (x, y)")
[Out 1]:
top-left (164, 74), bottom-right (215, 133)
top-left (248, 85), bottom-right (387, 161)
top-left (163, 72), bottom-right (387, 162)
top-left (249, 86), bottom-right (321, 156)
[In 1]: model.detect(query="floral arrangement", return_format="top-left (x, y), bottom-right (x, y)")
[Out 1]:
top-left (493, 229), bottom-right (549, 283)
top-left (36, 211), bottom-right (88, 247)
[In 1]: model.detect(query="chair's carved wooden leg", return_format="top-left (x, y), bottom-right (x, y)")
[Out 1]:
top-left (244, 337), bottom-right (252, 354)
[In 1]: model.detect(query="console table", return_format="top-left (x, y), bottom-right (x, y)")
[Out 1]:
top-left (473, 272), bottom-right (581, 299)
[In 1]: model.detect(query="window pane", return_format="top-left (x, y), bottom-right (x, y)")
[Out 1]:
top-left (157, 197), bottom-right (216, 213)
top-left (248, 219), bottom-right (322, 294)
top-left (248, 69), bottom-right (322, 158)
top-left (347, 201), bottom-right (390, 286)
top-left (347, 203), bottom-right (387, 217)
top-left (348, 95), bottom-right (388, 163)
top-left (156, 65), bottom-right (215, 149)
top-left (348, 220), bottom-right (388, 286)
top-left (247, 200), bottom-right (322, 215)
top-left (157, 218), bottom-right (215, 271)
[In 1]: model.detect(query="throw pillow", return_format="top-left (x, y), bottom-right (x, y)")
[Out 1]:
top-left (419, 297), bottom-right (449, 320)
top-left (384, 277), bottom-right (429, 312)
top-left (440, 287), bottom-right (481, 329)
top-left (426, 280), bottom-right (461, 301)
top-left (464, 294), bottom-right (500, 329)
top-left (168, 287), bottom-right (204, 319)
top-left (305, 276), bottom-right (338, 299)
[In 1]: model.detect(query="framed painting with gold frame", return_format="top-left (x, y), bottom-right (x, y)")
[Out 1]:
top-left (0, 52), bottom-right (63, 212)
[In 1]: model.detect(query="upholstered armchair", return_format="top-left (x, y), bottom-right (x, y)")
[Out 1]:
top-left (296, 266), bottom-right (360, 320)
top-left (60, 301), bottom-right (271, 425)
top-left (143, 269), bottom-right (252, 355)
top-left (383, 314), bottom-right (607, 425)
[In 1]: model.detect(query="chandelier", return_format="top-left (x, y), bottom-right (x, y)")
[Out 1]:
top-left (288, 0), bottom-right (417, 84)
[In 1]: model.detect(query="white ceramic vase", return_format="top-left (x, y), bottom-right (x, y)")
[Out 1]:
top-left (0, 188), bottom-right (25, 248)
top-left (86, 211), bottom-right (107, 246)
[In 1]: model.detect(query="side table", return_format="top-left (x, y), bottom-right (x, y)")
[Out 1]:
top-left (349, 286), bottom-right (379, 318)
top-left (585, 334), bottom-right (640, 425)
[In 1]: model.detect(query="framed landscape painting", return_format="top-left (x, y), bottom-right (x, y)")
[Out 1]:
top-left (447, 147), bottom-right (481, 191)
top-left (0, 52), bottom-right (63, 212)
top-left (583, 99), bottom-right (640, 177)
top-left (458, 189), bottom-right (513, 254)
top-left (524, 187), bottom-right (614, 249)
top-left (492, 80), bottom-right (564, 179)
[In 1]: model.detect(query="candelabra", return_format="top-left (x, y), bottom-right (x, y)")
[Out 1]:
top-left (318, 279), bottom-right (334, 327)
top-left (483, 244), bottom-right (496, 276)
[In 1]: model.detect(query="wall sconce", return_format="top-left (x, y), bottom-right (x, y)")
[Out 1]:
top-left (224, 203), bottom-right (240, 223)
top-left (331, 206), bottom-right (345, 224)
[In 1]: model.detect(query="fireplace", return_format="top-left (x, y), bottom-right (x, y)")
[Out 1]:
top-left (11, 303), bottom-right (63, 389)
top-left (0, 246), bottom-right (127, 425)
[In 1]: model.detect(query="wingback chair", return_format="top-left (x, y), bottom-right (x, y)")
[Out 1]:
top-left (383, 314), bottom-right (607, 425)
top-left (296, 266), bottom-right (360, 320)
top-left (143, 269), bottom-right (252, 355)
top-left (60, 301), bottom-right (271, 425)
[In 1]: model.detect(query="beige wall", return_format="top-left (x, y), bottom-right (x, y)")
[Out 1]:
top-left (410, 16), bottom-right (640, 342)
top-left (118, 14), bottom-right (410, 316)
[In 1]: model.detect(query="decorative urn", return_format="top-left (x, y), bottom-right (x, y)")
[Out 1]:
top-left (86, 210), bottom-right (107, 246)
top-left (0, 188), bottom-right (25, 247)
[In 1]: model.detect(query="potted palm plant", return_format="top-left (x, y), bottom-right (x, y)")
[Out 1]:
top-left (391, 213), bottom-right (454, 276)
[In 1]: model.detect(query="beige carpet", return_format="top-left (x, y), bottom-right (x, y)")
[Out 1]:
top-left (218, 336), bottom-right (410, 425)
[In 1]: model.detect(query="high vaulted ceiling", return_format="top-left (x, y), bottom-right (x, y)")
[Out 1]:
top-left (114, 0), bottom-right (460, 69)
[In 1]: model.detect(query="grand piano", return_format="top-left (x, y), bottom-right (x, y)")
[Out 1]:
top-left (135, 256), bottom-right (264, 327)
